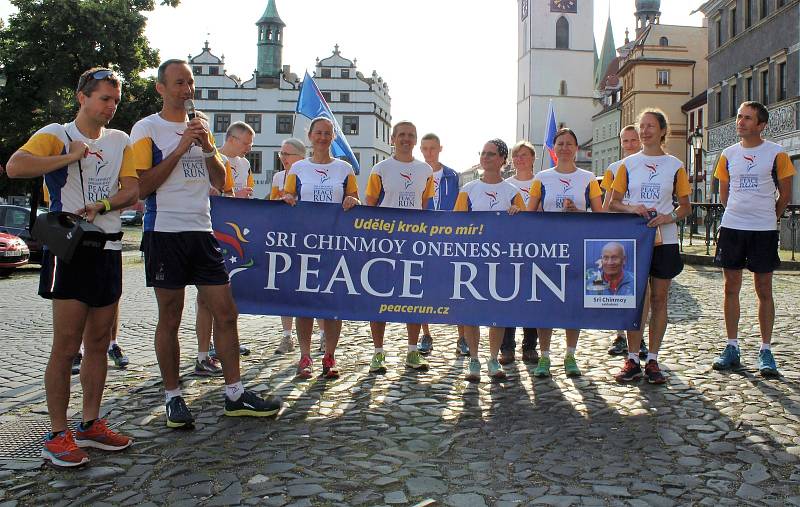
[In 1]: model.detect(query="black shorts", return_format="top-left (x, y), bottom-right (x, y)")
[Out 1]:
top-left (649, 244), bottom-right (683, 280)
top-left (714, 227), bottom-right (780, 273)
top-left (38, 248), bottom-right (122, 307)
top-left (142, 231), bottom-right (229, 289)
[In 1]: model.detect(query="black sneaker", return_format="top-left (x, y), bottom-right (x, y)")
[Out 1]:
top-left (165, 396), bottom-right (194, 429)
top-left (224, 390), bottom-right (281, 418)
top-left (639, 341), bottom-right (649, 360)
top-left (108, 344), bottom-right (129, 368)
top-left (607, 336), bottom-right (628, 356)
top-left (71, 353), bottom-right (82, 375)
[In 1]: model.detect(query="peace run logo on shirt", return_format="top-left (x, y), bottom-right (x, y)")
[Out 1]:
top-left (641, 163), bottom-right (661, 201)
top-left (399, 172), bottom-right (417, 207)
top-left (739, 154), bottom-right (759, 191)
top-left (555, 177), bottom-right (575, 209)
top-left (173, 131), bottom-right (208, 182)
top-left (484, 191), bottom-right (499, 209)
top-left (86, 148), bottom-right (114, 202)
top-left (313, 167), bottom-right (335, 202)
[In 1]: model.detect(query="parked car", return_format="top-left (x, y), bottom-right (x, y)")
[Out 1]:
top-left (0, 204), bottom-right (45, 263)
top-left (120, 209), bottom-right (143, 226)
top-left (0, 231), bottom-right (30, 277)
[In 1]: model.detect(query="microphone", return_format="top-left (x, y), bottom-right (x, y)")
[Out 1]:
top-left (184, 99), bottom-right (196, 121)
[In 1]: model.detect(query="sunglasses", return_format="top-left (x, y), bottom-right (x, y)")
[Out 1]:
top-left (77, 69), bottom-right (117, 92)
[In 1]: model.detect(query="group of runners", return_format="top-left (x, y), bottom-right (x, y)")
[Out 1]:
top-left (3, 58), bottom-right (794, 469)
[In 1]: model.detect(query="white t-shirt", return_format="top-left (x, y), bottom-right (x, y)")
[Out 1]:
top-left (130, 113), bottom-right (222, 233)
top-left (227, 155), bottom-right (252, 193)
top-left (505, 175), bottom-right (534, 208)
top-left (270, 170), bottom-right (287, 200)
top-left (612, 153), bottom-right (691, 245)
top-left (454, 180), bottom-right (525, 212)
top-left (715, 141), bottom-right (796, 231)
top-left (284, 158), bottom-right (358, 204)
top-left (21, 122), bottom-right (137, 250)
top-left (530, 168), bottom-right (602, 212)
top-left (366, 157), bottom-right (435, 209)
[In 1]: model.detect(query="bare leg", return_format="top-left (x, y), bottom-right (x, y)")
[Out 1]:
top-left (488, 327), bottom-right (505, 359)
top-left (46, 300), bottom-right (89, 432)
top-left (280, 316), bottom-right (293, 332)
top-left (154, 288), bottom-right (185, 391)
top-left (324, 319), bottom-right (342, 353)
top-left (565, 329), bottom-right (580, 350)
top-left (80, 303), bottom-right (117, 422)
top-left (627, 283), bottom-right (651, 356)
top-left (722, 269), bottom-right (743, 340)
top-left (537, 328), bottom-right (553, 354)
top-left (422, 323), bottom-right (431, 336)
top-left (753, 272), bottom-right (775, 344)
top-left (647, 277), bottom-right (672, 353)
top-left (370, 321), bottom-right (386, 349)
top-left (196, 293), bottom-right (213, 354)
top-left (296, 317), bottom-right (314, 357)
top-left (196, 284), bottom-right (241, 385)
top-left (406, 323), bottom-right (421, 346)
top-left (464, 325), bottom-right (480, 358)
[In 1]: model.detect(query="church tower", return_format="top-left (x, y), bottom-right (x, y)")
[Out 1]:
top-left (517, 0), bottom-right (597, 168)
top-left (255, 0), bottom-right (285, 88)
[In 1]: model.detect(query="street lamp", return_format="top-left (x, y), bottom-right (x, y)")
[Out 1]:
top-left (690, 127), bottom-right (704, 202)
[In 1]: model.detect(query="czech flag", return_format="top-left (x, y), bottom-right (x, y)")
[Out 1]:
top-left (295, 72), bottom-right (361, 174)
top-left (543, 100), bottom-right (558, 168)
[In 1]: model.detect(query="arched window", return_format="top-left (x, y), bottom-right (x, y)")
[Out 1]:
top-left (659, 36), bottom-right (669, 46)
top-left (559, 80), bottom-right (568, 96)
top-left (556, 17), bottom-right (569, 49)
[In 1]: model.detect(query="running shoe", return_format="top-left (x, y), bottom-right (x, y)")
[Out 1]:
top-left (107, 344), bottom-right (129, 368)
top-left (456, 336), bottom-right (469, 356)
top-left (758, 349), bottom-right (779, 377)
top-left (208, 345), bottom-right (216, 359)
top-left (194, 357), bottom-right (223, 377)
top-left (418, 334), bottom-right (433, 355)
top-left (209, 344), bottom-right (251, 358)
top-left (71, 353), bottom-right (82, 375)
top-left (712, 344), bottom-right (741, 370)
top-left (644, 360), bottom-right (667, 384)
top-left (521, 348), bottom-right (539, 364)
top-left (564, 354), bottom-right (581, 377)
top-left (639, 341), bottom-right (649, 360)
top-left (369, 352), bottom-right (387, 373)
top-left (607, 335), bottom-right (628, 355)
top-left (322, 353), bottom-right (339, 379)
top-left (614, 359), bottom-right (643, 383)
top-left (75, 419), bottom-right (132, 451)
top-left (465, 357), bottom-right (481, 382)
top-left (297, 355), bottom-right (313, 379)
top-left (498, 351), bottom-right (515, 365)
top-left (406, 350), bottom-right (429, 370)
top-left (533, 356), bottom-right (551, 378)
top-left (274, 334), bottom-right (295, 354)
top-left (224, 390), bottom-right (281, 417)
top-left (42, 431), bottom-right (89, 468)
top-left (488, 358), bottom-right (507, 379)
top-left (165, 396), bottom-right (194, 429)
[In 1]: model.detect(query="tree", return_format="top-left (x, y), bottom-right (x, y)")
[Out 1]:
top-left (0, 0), bottom-right (179, 198)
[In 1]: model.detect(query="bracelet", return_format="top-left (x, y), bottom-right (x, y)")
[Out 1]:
top-left (202, 148), bottom-right (217, 159)
top-left (99, 198), bottom-right (111, 214)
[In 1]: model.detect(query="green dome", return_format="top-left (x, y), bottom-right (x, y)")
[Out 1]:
top-left (635, 0), bottom-right (661, 13)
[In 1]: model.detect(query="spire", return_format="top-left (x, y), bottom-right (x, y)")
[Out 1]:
top-left (594, 13), bottom-right (617, 88)
top-left (256, 0), bottom-right (285, 88)
top-left (258, 0), bottom-right (285, 26)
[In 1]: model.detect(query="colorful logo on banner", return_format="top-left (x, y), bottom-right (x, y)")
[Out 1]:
top-left (213, 221), bottom-right (255, 278)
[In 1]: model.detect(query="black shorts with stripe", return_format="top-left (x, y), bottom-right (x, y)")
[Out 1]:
top-left (714, 227), bottom-right (780, 273)
top-left (141, 231), bottom-right (229, 289)
top-left (38, 248), bottom-right (122, 308)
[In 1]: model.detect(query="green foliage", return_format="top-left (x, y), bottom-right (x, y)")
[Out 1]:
top-left (0, 0), bottom-right (179, 197)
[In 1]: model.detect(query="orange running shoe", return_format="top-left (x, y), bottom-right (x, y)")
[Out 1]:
top-left (75, 419), bottom-right (133, 451)
top-left (42, 431), bottom-right (90, 467)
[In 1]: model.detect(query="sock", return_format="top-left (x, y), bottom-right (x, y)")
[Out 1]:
top-left (374, 347), bottom-right (384, 354)
top-left (408, 344), bottom-right (417, 352)
top-left (108, 340), bottom-right (117, 352)
top-left (48, 430), bottom-right (66, 439)
top-left (225, 381), bottom-right (244, 401)
top-left (79, 419), bottom-right (95, 431)
top-left (760, 342), bottom-right (771, 351)
top-left (646, 352), bottom-right (658, 363)
top-left (198, 351), bottom-right (209, 361)
top-left (727, 339), bottom-right (739, 349)
top-left (628, 352), bottom-right (640, 364)
top-left (542, 351), bottom-right (551, 358)
top-left (283, 330), bottom-right (291, 338)
top-left (566, 347), bottom-right (576, 355)
top-left (165, 388), bottom-right (182, 403)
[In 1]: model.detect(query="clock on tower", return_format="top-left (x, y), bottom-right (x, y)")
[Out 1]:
top-left (550, 0), bottom-right (577, 13)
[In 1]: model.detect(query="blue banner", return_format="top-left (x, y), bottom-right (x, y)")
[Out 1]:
top-left (211, 197), bottom-right (656, 330)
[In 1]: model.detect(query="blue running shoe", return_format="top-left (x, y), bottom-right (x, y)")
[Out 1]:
top-left (758, 349), bottom-right (779, 377)
top-left (712, 344), bottom-right (741, 371)
top-left (456, 336), bottom-right (469, 356)
top-left (418, 334), bottom-right (433, 355)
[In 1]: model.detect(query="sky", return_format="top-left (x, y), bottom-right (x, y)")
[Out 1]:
top-left (0, 0), bottom-right (705, 171)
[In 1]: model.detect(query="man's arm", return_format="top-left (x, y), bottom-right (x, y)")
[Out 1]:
top-left (776, 176), bottom-right (793, 219)
top-left (78, 176), bottom-right (139, 223)
top-left (719, 179), bottom-right (730, 208)
top-left (6, 141), bottom-right (87, 178)
top-left (137, 121), bottom-right (205, 197)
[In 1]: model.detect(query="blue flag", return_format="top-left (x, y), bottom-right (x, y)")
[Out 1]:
top-left (295, 71), bottom-right (361, 174)
top-left (543, 100), bottom-right (558, 168)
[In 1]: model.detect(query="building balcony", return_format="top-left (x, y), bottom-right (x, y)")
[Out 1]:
top-left (707, 98), bottom-right (799, 153)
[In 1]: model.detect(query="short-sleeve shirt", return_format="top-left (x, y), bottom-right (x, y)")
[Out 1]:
top-left (284, 158), bottom-right (358, 204)
top-left (529, 168), bottom-right (602, 212)
top-left (218, 154), bottom-right (234, 194)
top-left (454, 180), bottom-right (525, 212)
top-left (602, 160), bottom-right (622, 191)
top-left (612, 153), bottom-right (691, 245)
top-left (505, 175), bottom-right (535, 208)
top-left (20, 122), bottom-right (137, 250)
top-left (366, 157), bottom-right (435, 209)
top-left (130, 113), bottom-right (222, 233)
top-left (714, 141), bottom-right (796, 231)
top-left (227, 155), bottom-right (253, 193)
top-left (270, 170), bottom-right (287, 200)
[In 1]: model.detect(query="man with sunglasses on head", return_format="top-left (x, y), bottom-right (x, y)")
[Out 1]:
top-left (7, 67), bottom-right (139, 467)
top-left (130, 59), bottom-right (281, 429)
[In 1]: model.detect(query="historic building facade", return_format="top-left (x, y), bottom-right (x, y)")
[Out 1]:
top-left (190, 0), bottom-right (392, 198)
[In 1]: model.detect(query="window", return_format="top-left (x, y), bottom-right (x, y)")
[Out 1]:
top-left (208, 89), bottom-right (219, 100)
top-left (338, 153), bottom-right (360, 165)
top-left (341, 69), bottom-right (350, 78)
top-left (730, 7), bottom-right (737, 37)
top-left (559, 80), bottom-right (567, 95)
top-left (778, 0), bottom-right (786, 6)
top-left (657, 70), bottom-right (670, 85)
top-left (689, 112), bottom-right (695, 132)
top-left (745, 0), bottom-right (752, 28)
top-left (322, 91), bottom-right (332, 102)
top-left (745, 76), bottom-right (753, 101)
top-left (729, 83), bottom-right (737, 118)
top-left (193, 66), bottom-right (202, 75)
top-left (3, 208), bottom-right (27, 227)
top-left (245, 114), bottom-right (262, 133)
top-left (556, 17), bottom-right (569, 49)
top-left (321, 68), bottom-right (331, 78)
top-left (273, 152), bottom-right (282, 172)
top-left (760, 0), bottom-right (768, 18)
top-left (761, 70), bottom-right (769, 103)
top-left (698, 109), bottom-right (704, 129)
top-left (343, 116), bottom-right (359, 135)
top-left (778, 62), bottom-right (787, 101)
top-left (659, 37), bottom-right (669, 46)
top-left (715, 91), bottom-right (722, 122)
top-left (194, 89), bottom-right (202, 100)
top-left (340, 92), bottom-right (350, 103)
top-left (246, 151), bottom-right (262, 174)
top-left (214, 113), bottom-right (230, 133)
top-left (209, 66), bottom-right (219, 76)
top-left (715, 18), bottom-right (722, 47)
top-left (276, 114), bottom-right (293, 134)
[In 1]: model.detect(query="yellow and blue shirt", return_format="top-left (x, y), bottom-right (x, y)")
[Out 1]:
top-left (529, 167), bottom-right (602, 212)
top-left (284, 158), bottom-right (358, 204)
top-left (366, 158), bottom-right (435, 209)
top-left (454, 180), bottom-right (525, 212)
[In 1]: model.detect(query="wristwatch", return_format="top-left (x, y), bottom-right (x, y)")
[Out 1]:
top-left (669, 210), bottom-right (678, 222)
top-left (202, 148), bottom-right (217, 159)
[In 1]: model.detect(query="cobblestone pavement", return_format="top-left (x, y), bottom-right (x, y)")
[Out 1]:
top-left (1, 262), bottom-right (799, 506)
